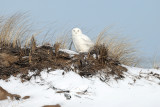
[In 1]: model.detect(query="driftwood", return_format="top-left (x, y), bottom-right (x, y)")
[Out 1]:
top-left (42, 104), bottom-right (61, 107)
top-left (0, 86), bottom-right (21, 100)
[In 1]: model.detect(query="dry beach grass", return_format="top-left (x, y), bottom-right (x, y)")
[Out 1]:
top-left (95, 27), bottom-right (139, 66)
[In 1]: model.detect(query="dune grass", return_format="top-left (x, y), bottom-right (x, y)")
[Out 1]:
top-left (151, 55), bottom-right (160, 69)
top-left (0, 13), bottom-right (40, 49)
top-left (95, 27), bottom-right (140, 66)
top-left (55, 34), bottom-right (72, 49)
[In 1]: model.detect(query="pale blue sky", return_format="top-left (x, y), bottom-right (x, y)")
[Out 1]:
top-left (0, 0), bottom-right (160, 57)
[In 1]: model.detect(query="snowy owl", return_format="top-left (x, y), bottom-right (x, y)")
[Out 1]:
top-left (72, 28), bottom-right (94, 53)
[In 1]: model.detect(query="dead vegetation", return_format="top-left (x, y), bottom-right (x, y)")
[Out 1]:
top-left (55, 33), bottom-right (72, 49)
top-left (0, 13), bottom-right (128, 82)
top-left (151, 54), bottom-right (160, 69)
top-left (0, 13), bottom-right (39, 49)
top-left (95, 27), bottom-right (139, 66)
top-left (0, 43), bottom-right (127, 81)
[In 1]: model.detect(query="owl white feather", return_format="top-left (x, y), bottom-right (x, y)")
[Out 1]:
top-left (72, 28), bottom-right (94, 53)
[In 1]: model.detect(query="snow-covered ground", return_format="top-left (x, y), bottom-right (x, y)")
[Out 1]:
top-left (0, 67), bottom-right (160, 107)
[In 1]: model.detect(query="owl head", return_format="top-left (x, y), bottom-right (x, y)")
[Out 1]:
top-left (72, 28), bottom-right (82, 36)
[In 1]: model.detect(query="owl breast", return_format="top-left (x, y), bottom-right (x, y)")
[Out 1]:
top-left (72, 35), bottom-right (91, 52)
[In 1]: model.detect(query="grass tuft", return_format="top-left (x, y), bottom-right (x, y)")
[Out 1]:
top-left (0, 13), bottom-right (39, 49)
top-left (95, 27), bottom-right (139, 66)
top-left (151, 55), bottom-right (160, 69)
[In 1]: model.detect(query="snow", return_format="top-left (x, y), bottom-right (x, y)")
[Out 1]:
top-left (0, 67), bottom-right (160, 107)
top-left (59, 49), bottom-right (78, 55)
top-left (59, 49), bottom-right (78, 57)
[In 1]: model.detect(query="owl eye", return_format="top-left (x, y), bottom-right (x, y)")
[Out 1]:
top-left (73, 30), bottom-right (75, 32)
top-left (77, 30), bottom-right (79, 32)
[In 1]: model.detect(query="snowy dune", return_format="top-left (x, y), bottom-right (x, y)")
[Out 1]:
top-left (0, 67), bottom-right (160, 107)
